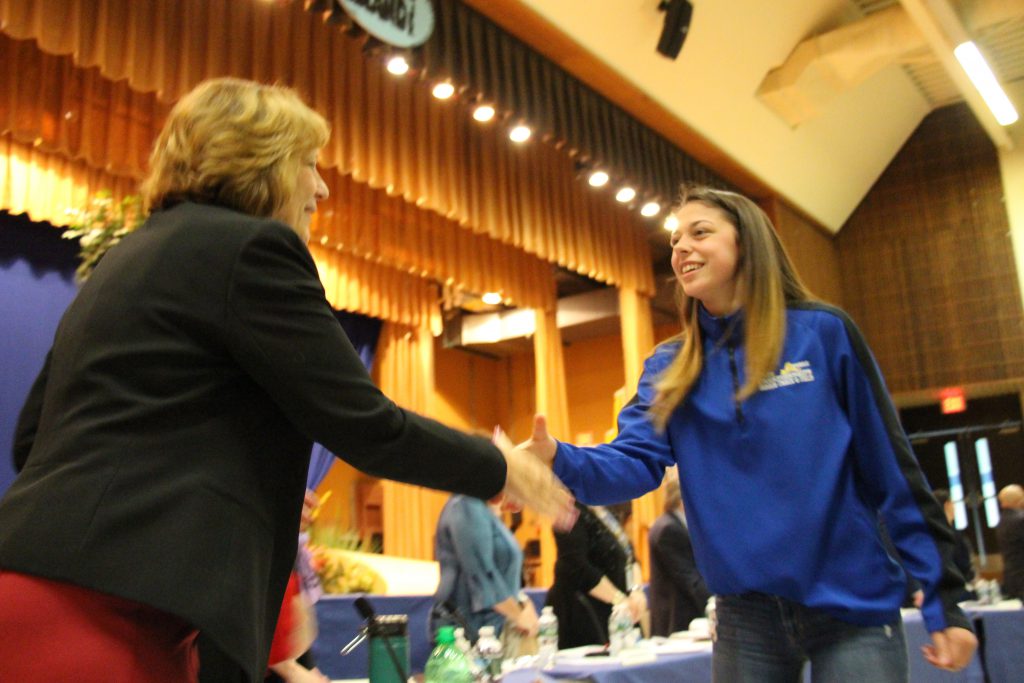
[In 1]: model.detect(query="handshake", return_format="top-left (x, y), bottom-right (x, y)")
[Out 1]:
top-left (492, 415), bottom-right (578, 532)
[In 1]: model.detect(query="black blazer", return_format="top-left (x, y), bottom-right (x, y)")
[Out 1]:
top-left (648, 510), bottom-right (710, 636)
top-left (0, 202), bottom-right (506, 682)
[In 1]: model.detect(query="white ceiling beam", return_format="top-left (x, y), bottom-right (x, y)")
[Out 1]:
top-left (898, 0), bottom-right (1013, 150)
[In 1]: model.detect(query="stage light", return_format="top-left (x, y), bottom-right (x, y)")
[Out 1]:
top-left (386, 56), bottom-right (409, 76)
top-left (615, 187), bottom-right (636, 203)
top-left (473, 104), bottom-right (496, 122)
top-left (656, 0), bottom-right (693, 60)
top-left (509, 124), bottom-right (532, 143)
top-left (641, 201), bottom-right (661, 217)
top-left (432, 81), bottom-right (455, 100)
top-left (588, 171), bottom-right (609, 187)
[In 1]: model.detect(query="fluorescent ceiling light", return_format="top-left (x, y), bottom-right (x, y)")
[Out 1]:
top-left (953, 42), bottom-right (1018, 126)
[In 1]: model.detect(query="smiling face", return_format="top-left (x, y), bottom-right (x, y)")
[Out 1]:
top-left (274, 151), bottom-right (329, 242)
top-left (669, 200), bottom-right (743, 316)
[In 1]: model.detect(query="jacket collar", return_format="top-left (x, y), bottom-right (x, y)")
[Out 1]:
top-left (697, 304), bottom-right (744, 346)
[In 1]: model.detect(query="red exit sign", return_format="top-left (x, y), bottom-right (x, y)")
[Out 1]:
top-left (939, 389), bottom-right (966, 414)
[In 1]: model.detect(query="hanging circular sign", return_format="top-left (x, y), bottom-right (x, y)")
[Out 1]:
top-left (339, 0), bottom-right (435, 48)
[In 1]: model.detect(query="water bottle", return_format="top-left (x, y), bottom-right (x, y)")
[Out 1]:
top-left (537, 605), bottom-right (559, 669)
top-left (706, 596), bottom-right (717, 640)
top-left (453, 627), bottom-right (481, 680)
top-left (474, 625), bottom-right (503, 681)
top-left (425, 625), bottom-right (473, 683)
top-left (454, 627), bottom-right (472, 657)
top-left (607, 601), bottom-right (632, 656)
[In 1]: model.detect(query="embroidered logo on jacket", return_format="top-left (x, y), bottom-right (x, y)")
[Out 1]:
top-left (759, 361), bottom-right (815, 391)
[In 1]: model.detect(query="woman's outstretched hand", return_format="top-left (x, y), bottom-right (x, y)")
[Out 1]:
top-left (493, 423), bottom-right (576, 531)
top-left (518, 414), bottom-right (558, 465)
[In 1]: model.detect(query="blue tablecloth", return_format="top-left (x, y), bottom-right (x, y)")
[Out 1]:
top-left (976, 607), bottom-right (1024, 683)
top-left (312, 594), bottom-right (435, 680)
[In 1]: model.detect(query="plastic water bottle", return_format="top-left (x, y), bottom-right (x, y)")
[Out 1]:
top-left (454, 627), bottom-right (472, 657)
top-left (474, 625), bottom-right (503, 681)
top-left (425, 625), bottom-right (473, 683)
top-left (537, 605), bottom-right (559, 669)
top-left (607, 601), bottom-right (632, 656)
top-left (706, 596), bottom-right (717, 640)
top-left (453, 627), bottom-right (481, 679)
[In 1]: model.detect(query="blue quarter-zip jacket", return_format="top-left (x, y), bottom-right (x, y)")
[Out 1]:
top-left (553, 302), bottom-right (970, 634)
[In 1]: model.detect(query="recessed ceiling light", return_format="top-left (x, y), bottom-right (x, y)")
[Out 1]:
top-left (432, 82), bottom-right (455, 100)
top-left (509, 125), bottom-right (532, 143)
top-left (481, 292), bottom-right (503, 305)
top-left (641, 201), bottom-right (661, 217)
top-left (473, 104), bottom-right (496, 122)
top-left (615, 187), bottom-right (636, 203)
top-left (386, 56), bottom-right (409, 76)
top-left (588, 171), bottom-right (609, 187)
top-left (663, 214), bottom-right (679, 231)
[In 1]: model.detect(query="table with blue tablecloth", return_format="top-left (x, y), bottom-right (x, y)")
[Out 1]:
top-left (312, 593), bottom-right (1020, 683)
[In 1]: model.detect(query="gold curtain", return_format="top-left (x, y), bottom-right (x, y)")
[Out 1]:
top-left (0, 133), bottom-right (136, 225)
top-left (529, 307), bottom-right (570, 588)
top-left (616, 286), bottom-right (659, 580)
top-left (312, 168), bottom-right (557, 312)
top-left (0, 0), bottom-right (655, 295)
top-left (618, 287), bottom-right (656, 393)
top-left (309, 244), bottom-right (442, 334)
top-left (375, 322), bottom-right (449, 560)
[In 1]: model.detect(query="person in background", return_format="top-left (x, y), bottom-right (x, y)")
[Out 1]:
top-left (430, 495), bottom-right (537, 643)
top-left (648, 476), bottom-right (710, 636)
top-left (519, 186), bottom-right (976, 680)
top-left (545, 501), bottom-right (647, 649)
top-left (0, 77), bottom-right (574, 683)
top-left (996, 484), bottom-right (1024, 600)
top-left (266, 490), bottom-right (329, 683)
top-left (931, 489), bottom-right (976, 601)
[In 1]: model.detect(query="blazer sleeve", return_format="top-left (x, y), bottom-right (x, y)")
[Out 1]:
top-left (222, 223), bottom-right (505, 501)
top-left (12, 351), bottom-right (51, 472)
top-left (827, 312), bottom-right (970, 634)
top-left (445, 498), bottom-right (517, 613)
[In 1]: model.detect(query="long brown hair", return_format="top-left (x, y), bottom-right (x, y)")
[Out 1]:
top-left (650, 186), bottom-right (814, 430)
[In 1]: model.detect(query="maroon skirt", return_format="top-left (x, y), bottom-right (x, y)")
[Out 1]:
top-left (0, 570), bottom-right (199, 682)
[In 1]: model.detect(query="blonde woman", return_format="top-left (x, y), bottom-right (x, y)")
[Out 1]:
top-left (0, 78), bottom-right (572, 683)
top-left (521, 187), bottom-right (976, 681)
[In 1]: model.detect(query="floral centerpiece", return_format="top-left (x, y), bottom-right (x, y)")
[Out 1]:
top-left (62, 191), bottom-right (145, 283)
top-left (307, 544), bottom-right (385, 594)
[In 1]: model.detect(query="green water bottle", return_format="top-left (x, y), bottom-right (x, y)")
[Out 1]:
top-left (368, 615), bottom-right (409, 683)
top-left (424, 625), bottom-right (472, 683)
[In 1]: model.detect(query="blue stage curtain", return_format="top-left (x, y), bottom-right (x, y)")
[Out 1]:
top-left (305, 310), bottom-right (382, 490)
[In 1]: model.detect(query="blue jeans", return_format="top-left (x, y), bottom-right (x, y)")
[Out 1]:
top-left (712, 593), bottom-right (908, 683)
